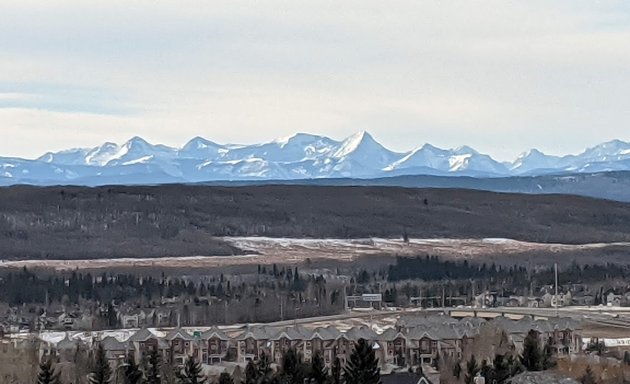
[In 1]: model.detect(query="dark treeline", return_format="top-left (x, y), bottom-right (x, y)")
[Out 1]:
top-left (1, 266), bottom-right (320, 307)
top-left (36, 339), bottom-right (381, 384)
top-left (387, 256), bottom-right (527, 282)
top-left (387, 255), bottom-right (629, 285)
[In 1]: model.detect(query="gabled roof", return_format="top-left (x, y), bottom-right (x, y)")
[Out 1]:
top-left (165, 328), bottom-right (195, 341)
top-left (380, 328), bottom-right (407, 341)
top-left (101, 336), bottom-right (132, 351)
top-left (236, 326), bottom-right (276, 341)
top-left (345, 326), bottom-right (379, 341)
top-left (129, 328), bottom-right (157, 342)
top-left (201, 327), bottom-right (229, 341)
top-left (57, 333), bottom-right (81, 350)
top-left (309, 326), bottom-right (342, 341)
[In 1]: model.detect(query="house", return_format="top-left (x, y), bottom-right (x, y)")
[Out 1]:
top-left (100, 336), bottom-right (132, 363)
top-left (201, 327), bottom-right (230, 364)
top-left (304, 326), bottom-right (342, 365)
top-left (607, 292), bottom-right (623, 307)
top-left (165, 328), bottom-right (198, 366)
top-left (129, 328), bottom-right (169, 362)
top-left (571, 294), bottom-right (595, 306)
top-left (119, 308), bottom-right (148, 328)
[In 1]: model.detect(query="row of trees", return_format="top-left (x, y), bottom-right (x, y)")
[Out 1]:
top-left (37, 339), bottom-right (383, 384)
top-left (387, 255), bottom-right (629, 285)
top-left (452, 329), bottom-right (557, 384)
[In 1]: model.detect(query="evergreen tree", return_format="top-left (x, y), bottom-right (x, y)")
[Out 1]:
top-left (343, 339), bottom-right (381, 384)
top-left (520, 330), bottom-right (542, 371)
top-left (506, 354), bottom-right (523, 378)
top-left (243, 360), bottom-right (258, 384)
top-left (279, 348), bottom-right (305, 384)
top-left (256, 352), bottom-right (274, 384)
top-left (146, 348), bottom-right (162, 384)
top-left (309, 352), bottom-right (328, 384)
top-left (487, 354), bottom-right (511, 384)
top-left (122, 353), bottom-right (143, 384)
top-left (580, 366), bottom-right (596, 384)
top-left (177, 356), bottom-right (206, 384)
top-left (479, 359), bottom-right (491, 380)
top-left (542, 338), bottom-right (556, 370)
top-left (464, 355), bottom-right (479, 384)
top-left (217, 372), bottom-right (234, 384)
top-left (89, 344), bottom-right (113, 384)
top-left (37, 357), bottom-right (61, 384)
top-left (329, 357), bottom-right (342, 384)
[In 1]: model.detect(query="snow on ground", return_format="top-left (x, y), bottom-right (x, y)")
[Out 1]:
top-left (2, 237), bottom-right (630, 271)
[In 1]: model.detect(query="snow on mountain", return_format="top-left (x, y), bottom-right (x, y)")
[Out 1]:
top-left (510, 149), bottom-right (562, 174)
top-left (179, 137), bottom-right (225, 160)
top-left (104, 137), bottom-right (178, 166)
top-left (327, 131), bottom-right (403, 177)
top-left (387, 144), bottom-right (508, 175)
top-left (37, 148), bottom-right (91, 165)
top-left (572, 139), bottom-right (630, 164)
top-left (4, 133), bottom-right (630, 185)
top-left (84, 142), bottom-right (121, 166)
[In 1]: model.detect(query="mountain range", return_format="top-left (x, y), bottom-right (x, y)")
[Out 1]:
top-left (2, 131), bottom-right (630, 186)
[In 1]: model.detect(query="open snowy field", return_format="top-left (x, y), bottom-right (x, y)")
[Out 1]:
top-left (2, 237), bottom-right (629, 271)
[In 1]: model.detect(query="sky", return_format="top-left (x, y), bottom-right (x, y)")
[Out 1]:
top-left (1, 1), bottom-right (630, 161)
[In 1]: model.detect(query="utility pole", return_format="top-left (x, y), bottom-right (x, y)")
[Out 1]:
top-left (554, 263), bottom-right (559, 318)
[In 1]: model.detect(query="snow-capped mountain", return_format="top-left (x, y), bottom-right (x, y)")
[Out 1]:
top-left (2, 132), bottom-right (630, 186)
top-left (386, 144), bottom-right (508, 176)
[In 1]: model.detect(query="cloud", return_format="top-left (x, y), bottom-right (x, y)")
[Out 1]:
top-left (1, 1), bottom-right (630, 160)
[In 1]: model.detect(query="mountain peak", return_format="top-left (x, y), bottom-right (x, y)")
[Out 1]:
top-left (454, 145), bottom-right (479, 155)
top-left (182, 136), bottom-right (222, 151)
top-left (272, 132), bottom-right (328, 147)
top-left (125, 136), bottom-right (151, 147)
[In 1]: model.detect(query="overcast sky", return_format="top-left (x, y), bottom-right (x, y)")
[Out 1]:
top-left (1, 1), bottom-right (630, 161)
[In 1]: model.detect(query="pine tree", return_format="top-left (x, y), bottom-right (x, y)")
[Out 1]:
top-left (122, 353), bottom-right (143, 384)
top-left (542, 338), bottom-right (556, 370)
top-left (479, 359), bottom-right (491, 380)
top-left (243, 360), bottom-right (258, 384)
top-left (177, 356), bottom-right (206, 384)
top-left (464, 355), bottom-right (479, 384)
top-left (487, 354), bottom-right (511, 384)
top-left (256, 352), bottom-right (274, 384)
top-left (89, 344), bottom-right (113, 384)
top-left (329, 357), bottom-right (342, 384)
top-left (580, 366), bottom-right (596, 384)
top-left (146, 348), bottom-right (162, 384)
top-left (310, 352), bottom-right (328, 384)
top-left (217, 372), bottom-right (234, 384)
top-left (279, 348), bottom-right (305, 384)
top-left (520, 330), bottom-right (542, 371)
top-left (343, 339), bottom-right (381, 384)
top-left (37, 357), bottom-right (61, 384)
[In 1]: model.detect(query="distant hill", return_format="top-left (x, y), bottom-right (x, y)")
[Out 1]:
top-left (1, 185), bottom-right (630, 260)
top-left (199, 172), bottom-right (630, 202)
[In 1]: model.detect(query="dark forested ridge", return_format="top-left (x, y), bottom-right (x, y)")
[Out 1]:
top-left (2, 184), bottom-right (630, 260)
